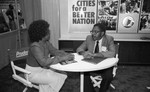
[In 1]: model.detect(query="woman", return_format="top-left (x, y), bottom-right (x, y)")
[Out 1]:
top-left (26, 19), bottom-right (74, 92)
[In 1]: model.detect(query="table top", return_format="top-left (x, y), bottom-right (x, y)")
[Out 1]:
top-left (50, 53), bottom-right (119, 72)
top-left (59, 38), bottom-right (150, 42)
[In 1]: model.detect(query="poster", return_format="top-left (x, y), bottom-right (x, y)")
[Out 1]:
top-left (69, 0), bottom-right (97, 33)
top-left (139, 0), bottom-right (150, 33)
top-left (97, 0), bottom-right (119, 32)
top-left (118, 0), bottom-right (141, 33)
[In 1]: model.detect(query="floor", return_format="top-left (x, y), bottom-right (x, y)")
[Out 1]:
top-left (0, 63), bottom-right (150, 92)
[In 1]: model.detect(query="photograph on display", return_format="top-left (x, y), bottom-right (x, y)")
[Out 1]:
top-left (97, 0), bottom-right (119, 31)
top-left (139, 0), bottom-right (150, 33)
top-left (118, 0), bottom-right (141, 33)
top-left (120, 0), bottom-right (140, 14)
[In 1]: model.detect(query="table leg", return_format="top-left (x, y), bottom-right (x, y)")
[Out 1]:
top-left (80, 72), bottom-right (84, 92)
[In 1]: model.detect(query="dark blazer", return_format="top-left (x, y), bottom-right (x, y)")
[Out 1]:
top-left (76, 34), bottom-right (115, 58)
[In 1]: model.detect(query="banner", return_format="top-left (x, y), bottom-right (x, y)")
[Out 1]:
top-left (69, 0), bottom-right (97, 33)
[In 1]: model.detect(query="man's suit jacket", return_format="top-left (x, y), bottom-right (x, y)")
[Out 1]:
top-left (76, 34), bottom-right (116, 58)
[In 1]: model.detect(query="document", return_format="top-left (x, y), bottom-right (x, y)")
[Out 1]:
top-left (82, 57), bottom-right (106, 64)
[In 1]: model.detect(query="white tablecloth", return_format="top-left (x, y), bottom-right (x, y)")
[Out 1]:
top-left (50, 53), bottom-right (119, 72)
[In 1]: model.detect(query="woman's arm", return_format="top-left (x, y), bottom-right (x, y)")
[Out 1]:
top-left (47, 42), bottom-right (68, 56)
top-left (30, 45), bottom-right (61, 67)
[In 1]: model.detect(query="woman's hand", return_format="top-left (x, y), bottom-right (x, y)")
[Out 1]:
top-left (65, 53), bottom-right (75, 61)
top-left (56, 50), bottom-right (68, 57)
top-left (59, 53), bottom-right (75, 65)
top-left (60, 53), bottom-right (75, 62)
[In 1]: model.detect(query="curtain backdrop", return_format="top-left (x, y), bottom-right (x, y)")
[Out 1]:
top-left (19, 0), bottom-right (42, 28)
top-left (41, 0), bottom-right (60, 48)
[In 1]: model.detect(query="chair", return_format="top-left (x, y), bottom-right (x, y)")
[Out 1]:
top-left (8, 47), bottom-right (39, 92)
top-left (90, 43), bottom-right (119, 89)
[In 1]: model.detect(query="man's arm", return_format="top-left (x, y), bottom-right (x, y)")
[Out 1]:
top-left (76, 39), bottom-right (94, 59)
top-left (76, 41), bottom-right (87, 55)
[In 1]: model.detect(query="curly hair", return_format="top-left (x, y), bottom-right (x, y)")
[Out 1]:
top-left (28, 20), bottom-right (50, 43)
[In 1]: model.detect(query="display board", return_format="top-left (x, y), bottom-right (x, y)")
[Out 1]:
top-left (97, 0), bottom-right (119, 32)
top-left (68, 0), bottom-right (150, 34)
top-left (118, 0), bottom-right (142, 33)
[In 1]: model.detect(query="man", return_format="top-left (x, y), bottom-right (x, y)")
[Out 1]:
top-left (6, 4), bottom-right (16, 30)
top-left (76, 23), bottom-right (116, 92)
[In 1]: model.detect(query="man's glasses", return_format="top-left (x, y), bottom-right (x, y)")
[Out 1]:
top-left (90, 31), bottom-right (101, 34)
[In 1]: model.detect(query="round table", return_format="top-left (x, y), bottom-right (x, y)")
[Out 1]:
top-left (50, 53), bottom-right (119, 92)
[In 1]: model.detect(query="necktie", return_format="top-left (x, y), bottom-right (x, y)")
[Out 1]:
top-left (94, 41), bottom-right (99, 53)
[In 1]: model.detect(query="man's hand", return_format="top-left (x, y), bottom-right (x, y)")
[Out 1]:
top-left (83, 51), bottom-right (94, 59)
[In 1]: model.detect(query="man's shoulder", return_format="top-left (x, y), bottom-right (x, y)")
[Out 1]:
top-left (86, 35), bottom-right (94, 41)
top-left (86, 35), bottom-right (91, 39)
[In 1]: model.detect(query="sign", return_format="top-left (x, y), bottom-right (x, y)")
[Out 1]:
top-left (69, 0), bottom-right (97, 33)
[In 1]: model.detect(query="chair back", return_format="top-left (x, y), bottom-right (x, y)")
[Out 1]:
top-left (8, 47), bottom-right (39, 91)
top-left (8, 47), bottom-right (29, 61)
top-left (8, 47), bottom-right (29, 75)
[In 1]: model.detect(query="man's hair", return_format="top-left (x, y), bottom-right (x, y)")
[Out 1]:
top-left (94, 23), bottom-right (106, 33)
top-left (28, 20), bottom-right (50, 43)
